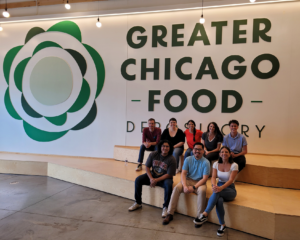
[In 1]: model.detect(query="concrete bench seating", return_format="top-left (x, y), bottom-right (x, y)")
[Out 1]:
top-left (114, 145), bottom-right (300, 190)
top-left (0, 151), bottom-right (299, 239)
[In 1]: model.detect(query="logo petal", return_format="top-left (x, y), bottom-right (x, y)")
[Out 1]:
top-left (33, 41), bottom-right (62, 56)
top-left (71, 101), bottom-right (97, 130)
top-left (4, 88), bottom-right (22, 120)
top-left (45, 113), bottom-right (67, 126)
top-left (14, 57), bottom-right (31, 92)
top-left (23, 121), bottom-right (68, 142)
top-left (25, 27), bottom-right (45, 44)
top-left (47, 21), bottom-right (82, 42)
top-left (21, 94), bottom-right (43, 118)
top-left (65, 49), bottom-right (87, 76)
top-left (3, 46), bottom-right (23, 84)
top-left (68, 78), bottom-right (90, 113)
top-left (83, 44), bottom-right (105, 98)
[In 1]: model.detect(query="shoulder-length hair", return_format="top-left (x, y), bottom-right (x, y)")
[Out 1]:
top-left (157, 140), bottom-right (174, 156)
top-left (218, 146), bottom-right (234, 164)
top-left (206, 122), bottom-right (223, 142)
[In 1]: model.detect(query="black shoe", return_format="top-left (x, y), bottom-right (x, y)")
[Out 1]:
top-left (194, 224), bottom-right (202, 228)
top-left (193, 214), bottom-right (208, 225)
top-left (217, 225), bottom-right (227, 237)
top-left (162, 214), bottom-right (173, 225)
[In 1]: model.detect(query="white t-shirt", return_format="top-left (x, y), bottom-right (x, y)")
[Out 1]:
top-left (213, 162), bottom-right (239, 183)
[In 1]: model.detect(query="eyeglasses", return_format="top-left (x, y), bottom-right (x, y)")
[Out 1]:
top-left (194, 148), bottom-right (203, 152)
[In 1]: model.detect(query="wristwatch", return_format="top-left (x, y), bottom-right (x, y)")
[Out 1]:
top-left (193, 186), bottom-right (196, 190)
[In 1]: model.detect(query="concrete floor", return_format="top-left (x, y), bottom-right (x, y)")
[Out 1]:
top-left (0, 174), bottom-right (266, 240)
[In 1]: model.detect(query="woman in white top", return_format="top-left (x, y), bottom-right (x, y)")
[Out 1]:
top-left (193, 146), bottom-right (238, 237)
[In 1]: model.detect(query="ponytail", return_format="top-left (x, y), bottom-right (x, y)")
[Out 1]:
top-left (187, 120), bottom-right (196, 142)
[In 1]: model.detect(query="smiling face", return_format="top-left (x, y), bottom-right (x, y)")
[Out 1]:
top-left (148, 120), bottom-right (155, 131)
top-left (193, 144), bottom-right (204, 159)
top-left (188, 121), bottom-right (195, 131)
top-left (161, 142), bottom-right (170, 156)
top-left (229, 123), bottom-right (239, 134)
top-left (209, 123), bottom-right (215, 133)
top-left (219, 147), bottom-right (230, 162)
top-left (169, 120), bottom-right (177, 128)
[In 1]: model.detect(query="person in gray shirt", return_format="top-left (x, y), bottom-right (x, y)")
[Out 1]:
top-left (128, 140), bottom-right (177, 218)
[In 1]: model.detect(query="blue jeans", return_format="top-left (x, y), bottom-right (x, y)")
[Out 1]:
top-left (138, 144), bottom-right (157, 163)
top-left (173, 147), bottom-right (184, 168)
top-left (184, 148), bottom-right (194, 160)
top-left (134, 173), bottom-right (173, 208)
top-left (204, 182), bottom-right (236, 225)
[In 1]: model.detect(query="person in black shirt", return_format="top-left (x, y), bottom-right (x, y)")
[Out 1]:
top-left (201, 122), bottom-right (223, 163)
top-left (128, 140), bottom-right (177, 218)
top-left (161, 118), bottom-right (185, 172)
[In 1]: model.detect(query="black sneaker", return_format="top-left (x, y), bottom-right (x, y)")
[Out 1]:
top-left (194, 224), bottom-right (202, 228)
top-left (193, 214), bottom-right (208, 225)
top-left (217, 225), bottom-right (227, 237)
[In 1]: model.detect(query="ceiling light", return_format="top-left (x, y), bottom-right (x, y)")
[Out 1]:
top-left (65, 0), bottom-right (71, 10)
top-left (199, 0), bottom-right (205, 24)
top-left (3, 8), bottom-right (10, 18)
top-left (200, 14), bottom-right (205, 24)
top-left (2, 0), bottom-right (10, 18)
top-left (96, 18), bottom-right (102, 28)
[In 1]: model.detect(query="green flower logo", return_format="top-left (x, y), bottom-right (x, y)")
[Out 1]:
top-left (3, 21), bottom-right (105, 142)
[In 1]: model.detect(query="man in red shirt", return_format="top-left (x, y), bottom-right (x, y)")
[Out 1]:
top-left (136, 118), bottom-right (161, 171)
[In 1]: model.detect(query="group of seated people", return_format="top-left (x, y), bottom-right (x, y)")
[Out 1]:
top-left (136, 118), bottom-right (247, 173)
top-left (129, 118), bottom-right (247, 237)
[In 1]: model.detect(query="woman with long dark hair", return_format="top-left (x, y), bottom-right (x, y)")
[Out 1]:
top-left (194, 146), bottom-right (238, 236)
top-left (183, 120), bottom-right (202, 164)
top-left (201, 122), bottom-right (223, 162)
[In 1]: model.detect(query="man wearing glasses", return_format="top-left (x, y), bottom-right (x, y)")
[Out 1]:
top-left (162, 142), bottom-right (210, 225)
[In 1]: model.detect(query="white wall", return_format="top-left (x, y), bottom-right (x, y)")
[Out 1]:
top-left (0, 1), bottom-right (300, 157)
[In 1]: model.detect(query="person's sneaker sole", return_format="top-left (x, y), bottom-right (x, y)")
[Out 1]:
top-left (193, 218), bottom-right (207, 225)
top-left (217, 226), bottom-right (227, 236)
top-left (128, 205), bottom-right (142, 212)
top-left (162, 216), bottom-right (173, 225)
top-left (135, 165), bottom-right (142, 171)
top-left (162, 220), bottom-right (172, 225)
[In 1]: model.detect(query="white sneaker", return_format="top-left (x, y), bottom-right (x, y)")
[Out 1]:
top-left (217, 225), bottom-right (227, 236)
top-left (162, 207), bottom-right (168, 218)
top-left (136, 164), bottom-right (142, 171)
top-left (128, 202), bottom-right (142, 211)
